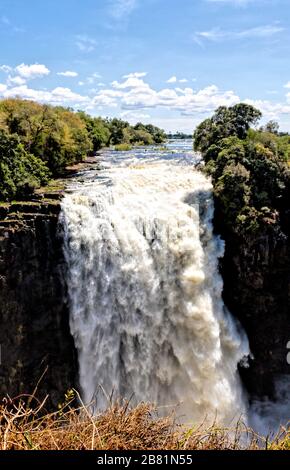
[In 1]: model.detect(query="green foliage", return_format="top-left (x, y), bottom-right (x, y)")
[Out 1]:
top-left (195, 103), bottom-right (289, 235)
top-left (77, 112), bottom-right (110, 151)
top-left (115, 143), bottom-right (132, 151)
top-left (0, 99), bottom-right (91, 176)
top-left (0, 130), bottom-right (50, 201)
top-left (0, 97), bottom-right (166, 201)
top-left (107, 119), bottom-right (165, 146)
top-left (134, 123), bottom-right (166, 144)
top-left (194, 103), bottom-right (262, 154)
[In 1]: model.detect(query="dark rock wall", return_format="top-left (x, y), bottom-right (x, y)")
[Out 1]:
top-left (215, 211), bottom-right (290, 399)
top-left (0, 203), bottom-right (77, 408)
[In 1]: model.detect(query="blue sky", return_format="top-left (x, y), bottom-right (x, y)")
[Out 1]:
top-left (0, 0), bottom-right (290, 132)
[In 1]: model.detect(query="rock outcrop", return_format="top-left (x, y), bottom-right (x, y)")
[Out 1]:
top-left (214, 206), bottom-right (290, 399)
top-left (0, 199), bottom-right (77, 407)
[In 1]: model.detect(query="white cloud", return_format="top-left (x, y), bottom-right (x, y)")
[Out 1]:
top-left (50, 87), bottom-right (88, 103)
top-left (284, 81), bottom-right (290, 89)
top-left (7, 75), bottom-right (26, 86)
top-left (194, 24), bottom-right (284, 43)
top-left (57, 71), bottom-right (78, 77)
top-left (244, 98), bottom-right (290, 118)
top-left (15, 63), bottom-right (50, 79)
top-left (0, 65), bottom-right (13, 74)
top-left (120, 110), bottom-right (151, 119)
top-left (1, 84), bottom-right (89, 105)
top-left (111, 76), bottom-right (150, 89)
top-left (167, 76), bottom-right (177, 83)
top-left (167, 77), bottom-right (189, 85)
top-left (92, 89), bottom-right (124, 107)
top-left (107, 76), bottom-right (241, 114)
top-left (76, 35), bottom-right (97, 52)
top-left (123, 72), bottom-right (147, 78)
top-left (87, 73), bottom-right (102, 84)
top-left (0, 84), bottom-right (7, 93)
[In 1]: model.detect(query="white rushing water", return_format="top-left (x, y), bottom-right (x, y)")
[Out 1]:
top-left (60, 141), bottom-right (250, 424)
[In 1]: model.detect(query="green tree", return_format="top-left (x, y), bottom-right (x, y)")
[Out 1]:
top-left (77, 112), bottom-right (110, 151)
top-left (194, 104), bottom-right (289, 235)
top-left (194, 103), bottom-right (262, 154)
top-left (0, 130), bottom-right (50, 201)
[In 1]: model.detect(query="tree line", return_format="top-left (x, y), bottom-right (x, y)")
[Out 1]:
top-left (194, 103), bottom-right (290, 235)
top-left (0, 98), bottom-right (166, 201)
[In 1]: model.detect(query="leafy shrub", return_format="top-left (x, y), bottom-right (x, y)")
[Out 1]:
top-left (115, 143), bottom-right (132, 151)
top-left (0, 130), bottom-right (50, 201)
top-left (194, 104), bottom-right (289, 235)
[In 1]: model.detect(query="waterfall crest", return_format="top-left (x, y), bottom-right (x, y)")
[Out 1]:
top-left (61, 157), bottom-right (249, 424)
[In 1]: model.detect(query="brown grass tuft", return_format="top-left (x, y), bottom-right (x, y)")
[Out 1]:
top-left (0, 392), bottom-right (289, 450)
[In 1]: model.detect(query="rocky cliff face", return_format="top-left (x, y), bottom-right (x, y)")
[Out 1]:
top-left (214, 206), bottom-right (290, 400)
top-left (0, 199), bottom-right (77, 408)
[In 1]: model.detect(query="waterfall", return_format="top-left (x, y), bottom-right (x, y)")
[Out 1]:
top-left (60, 156), bottom-right (249, 424)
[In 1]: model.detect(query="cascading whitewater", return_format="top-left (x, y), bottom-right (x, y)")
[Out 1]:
top-left (61, 157), bottom-right (249, 424)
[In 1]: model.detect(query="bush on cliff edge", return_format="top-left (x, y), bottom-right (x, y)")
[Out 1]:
top-left (194, 104), bottom-right (290, 236)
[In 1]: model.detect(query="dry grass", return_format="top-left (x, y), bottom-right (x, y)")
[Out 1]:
top-left (0, 391), bottom-right (289, 451)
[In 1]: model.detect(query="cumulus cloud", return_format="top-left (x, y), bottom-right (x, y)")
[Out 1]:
top-left (1, 69), bottom-right (290, 125)
top-left (15, 63), bottom-right (50, 79)
top-left (92, 89), bottom-right (124, 107)
top-left (57, 71), bottom-right (78, 77)
top-left (97, 76), bottom-right (241, 114)
top-left (167, 76), bottom-right (177, 83)
top-left (123, 72), bottom-right (147, 78)
top-left (7, 76), bottom-right (26, 86)
top-left (1, 84), bottom-right (88, 105)
top-left (111, 76), bottom-right (150, 89)
top-left (167, 77), bottom-right (189, 84)
top-left (0, 65), bottom-right (13, 74)
top-left (244, 98), bottom-right (290, 118)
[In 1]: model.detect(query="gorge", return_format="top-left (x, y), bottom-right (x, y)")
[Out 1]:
top-left (0, 140), bottom-right (289, 431)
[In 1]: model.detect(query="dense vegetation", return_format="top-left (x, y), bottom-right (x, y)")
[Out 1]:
top-left (167, 131), bottom-right (192, 139)
top-left (194, 103), bottom-right (290, 236)
top-left (0, 98), bottom-right (165, 201)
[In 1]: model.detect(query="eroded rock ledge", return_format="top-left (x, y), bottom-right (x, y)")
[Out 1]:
top-left (0, 195), bottom-right (77, 407)
top-left (214, 207), bottom-right (290, 400)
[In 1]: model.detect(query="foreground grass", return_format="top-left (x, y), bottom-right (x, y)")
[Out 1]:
top-left (0, 394), bottom-right (289, 450)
